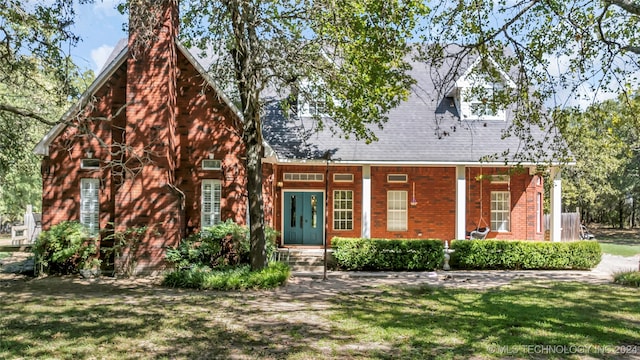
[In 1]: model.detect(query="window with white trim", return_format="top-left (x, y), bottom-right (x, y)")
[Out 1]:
top-left (333, 190), bottom-right (353, 230)
top-left (491, 191), bottom-right (510, 232)
top-left (80, 178), bottom-right (100, 237)
top-left (201, 179), bottom-right (221, 227)
top-left (387, 191), bottom-right (407, 231)
top-left (81, 158), bottom-right (100, 169)
top-left (283, 173), bottom-right (324, 182)
top-left (202, 159), bottom-right (222, 170)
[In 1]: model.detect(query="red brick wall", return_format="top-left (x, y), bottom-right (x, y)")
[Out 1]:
top-left (41, 64), bottom-right (127, 241)
top-left (174, 51), bottom-right (247, 235)
top-left (465, 167), bottom-right (544, 241)
top-left (41, 0), bottom-right (247, 274)
top-left (262, 164), bottom-right (545, 245)
top-left (370, 166), bottom-right (456, 240)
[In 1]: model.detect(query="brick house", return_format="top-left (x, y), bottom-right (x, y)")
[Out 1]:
top-left (34, 1), bottom-right (564, 274)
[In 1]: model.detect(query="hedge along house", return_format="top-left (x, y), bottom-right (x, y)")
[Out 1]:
top-left (34, 1), bottom-right (565, 274)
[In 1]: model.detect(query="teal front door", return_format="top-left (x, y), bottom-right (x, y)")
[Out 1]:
top-left (283, 191), bottom-right (324, 245)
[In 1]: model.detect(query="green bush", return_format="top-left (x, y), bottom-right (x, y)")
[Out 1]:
top-left (332, 237), bottom-right (444, 271)
top-left (450, 240), bottom-right (601, 270)
top-left (613, 270), bottom-right (640, 287)
top-left (162, 262), bottom-right (290, 290)
top-left (165, 220), bottom-right (278, 269)
top-left (34, 221), bottom-right (99, 275)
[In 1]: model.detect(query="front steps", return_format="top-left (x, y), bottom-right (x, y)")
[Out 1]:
top-left (273, 248), bottom-right (334, 273)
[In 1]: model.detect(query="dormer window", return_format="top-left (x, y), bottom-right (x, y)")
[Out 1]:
top-left (450, 57), bottom-right (514, 121)
top-left (465, 83), bottom-right (505, 120)
top-left (297, 79), bottom-right (330, 117)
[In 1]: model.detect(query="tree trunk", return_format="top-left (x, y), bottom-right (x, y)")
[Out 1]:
top-left (246, 128), bottom-right (267, 270)
top-left (619, 199), bottom-right (625, 229)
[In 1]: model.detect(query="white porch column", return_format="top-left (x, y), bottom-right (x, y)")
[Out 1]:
top-left (455, 165), bottom-right (466, 240)
top-left (550, 166), bottom-right (562, 242)
top-left (361, 165), bottom-right (371, 238)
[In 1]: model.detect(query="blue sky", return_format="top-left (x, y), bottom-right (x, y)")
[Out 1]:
top-left (70, 0), bottom-right (126, 73)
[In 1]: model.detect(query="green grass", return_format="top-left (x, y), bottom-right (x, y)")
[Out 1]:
top-left (599, 243), bottom-right (640, 257)
top-left (0, 279), bottom-right (638, 359)
top-left (0, 252), bottom-right (10, 260)
top-left (614, 271), bottom-right (640, 287)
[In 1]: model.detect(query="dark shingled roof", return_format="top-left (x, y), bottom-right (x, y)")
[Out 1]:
top-left (95, 40), bottom-right (557, 165)
top-left (261, 58), bottom-right (555, 165)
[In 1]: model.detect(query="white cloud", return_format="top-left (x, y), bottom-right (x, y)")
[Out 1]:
top-left (92, 0), bottom-right (120, 17)
top-left (91, 45), bottom-right (114, 73)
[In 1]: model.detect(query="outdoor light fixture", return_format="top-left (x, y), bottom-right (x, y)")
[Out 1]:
top-left (410, 182), bottom-right (418, 206)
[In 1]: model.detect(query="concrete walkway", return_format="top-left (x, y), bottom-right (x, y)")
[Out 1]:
top-left (283, 254), bottom-right (640, 293)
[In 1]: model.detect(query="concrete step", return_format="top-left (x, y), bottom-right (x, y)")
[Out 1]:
top-left (290, 265), bottom-right (325, 272)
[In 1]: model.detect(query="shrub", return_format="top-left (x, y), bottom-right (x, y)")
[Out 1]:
top-left (162, 262), bottom-right (290, 290)
top-left (613, 270), bottom-right (640, 287)
top-left (34, 221), bottom-right (99, 275)
top-left (165, 220), bottom-right (278, 269)
top-left (332, 237), bottom-right (444, 271)
top-left (450, 240), bottom-right (601, 270)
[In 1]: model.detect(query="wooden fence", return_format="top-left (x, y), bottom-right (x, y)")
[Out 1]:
top-left (544, 212), bottom-right (581, 242)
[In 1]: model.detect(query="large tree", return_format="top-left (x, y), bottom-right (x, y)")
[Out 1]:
top-left (423, 0), bottom-right (639, 106)
top-left (0, 1), bottom-right (91, 218)
top-left (169, 0), bottom-right (427, 269)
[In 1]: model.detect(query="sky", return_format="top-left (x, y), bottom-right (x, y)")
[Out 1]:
top-left (70, 0), bottom-right (127, 73)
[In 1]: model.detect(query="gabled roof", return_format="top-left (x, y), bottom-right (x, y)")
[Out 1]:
top-left (261, 54), bottom-right (559, 166)
top-left (33, 38), bottom-right (250, 156)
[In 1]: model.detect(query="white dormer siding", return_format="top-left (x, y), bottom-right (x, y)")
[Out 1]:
top-left (460, 83), bottom-right (506, 121)
top-left (297, 79), bottom-right (332, 117)
top-left (450, 56), bottom-right (515, 122)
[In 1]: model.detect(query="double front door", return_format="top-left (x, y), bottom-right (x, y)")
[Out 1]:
top-left (283, 191), bottom-right (324, 245)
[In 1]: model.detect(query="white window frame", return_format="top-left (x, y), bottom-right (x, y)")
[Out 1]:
top-left (387, 174), bottom-right (408, 183)
top-left (333, 173), bottom-right (354, 182)
top-left (387, 190), bottom-right (407, 231)
top-left (81, 158), bottom-right (100, 170)
top-left (461, 84), bottom-right (506, 121)
top-left (283, 173), bottom-right (324, 182)
top-left (491, 191), bottom-right (511, 232)
top-left (333, 190), bottom-right (353, 231)
top-left (201, 179), bottom-right (222, 228)
top-left (490, 175), bottom-right (510, 184)
top-left (80, 178), bottom-right (100, 237)
top-left (202, 159), bottom-right (222, 170)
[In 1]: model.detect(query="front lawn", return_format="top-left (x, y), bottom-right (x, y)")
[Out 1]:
top-left (0, 279), bottom-right (638, 359)
top-left (600, 243), bottom-right (640, 257)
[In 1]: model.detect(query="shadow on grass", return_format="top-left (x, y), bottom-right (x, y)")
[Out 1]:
top-left (0, 277), bottom-right (639, 359)
top-left (327, 282), bottom-right (640, 358)
top-left (0, 276), bottom-right (346, 359)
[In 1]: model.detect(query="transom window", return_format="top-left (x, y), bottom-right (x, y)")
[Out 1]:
top-left (387, 174), bottom-right (408, 183)
top-left (201, 180), bottom-right (221, 227)
top-left (80, 178), bottom-right (100, 237)
top-left (387, 191), bottom-right (407, 231)
top-left (284, 173), bottom-right (324, 182)
top-left (333, 173), bottom-right (354, 182)
top-left (333, 190), bottom-right (353, 230)
top-left (491, 191), bottom-right (510, 232)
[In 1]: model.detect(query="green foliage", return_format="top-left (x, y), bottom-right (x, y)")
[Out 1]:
top-left (165, 220), bottom-right (278, 269)
top-left (34, 221), bottom-right (99, 274)
top-left (162, 262), bottom-right (290, 290)
top-left (613, 270), bottom-right (640, 287)
top-left (332, 237), bottom-right (444, 271)
top-left (100, 224), bottom-right (149, 276)
top-left (557, 93), bottom-right (640, 227)
top-left (450, 240), bottom-right (602, 270)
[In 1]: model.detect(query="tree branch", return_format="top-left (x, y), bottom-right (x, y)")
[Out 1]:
top-left (0, 104), bottom-right (57, 126)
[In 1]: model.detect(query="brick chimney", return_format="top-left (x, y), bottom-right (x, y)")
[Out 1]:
top-left (115, 0), bottom-right (182, 274)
